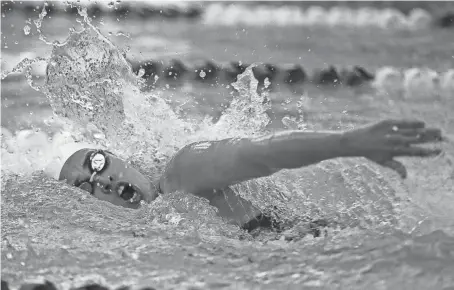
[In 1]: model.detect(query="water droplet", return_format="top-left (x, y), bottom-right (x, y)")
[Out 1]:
top-left (116, 31), bottom-right (130, 38)
top-left (264, 77), bottom-right (271, 89)
top-left (23, 25), bottom-right (31, 35)
top-left (138, 68), bottom-right (145, 78)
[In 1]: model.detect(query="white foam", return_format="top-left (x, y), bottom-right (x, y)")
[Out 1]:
top-left (408, 8), bottom-right (433, 29)
top-left (303, 6), bottom-right (326, 26)
top-left (2, 129), bottom-right (52, 174)
top-left (326, 7), bottom-right (355, 27)
top-left (373, 66), bottom-right (404, 94)
top-left (76, 0), bottom-right (197, 14)
top-left (202, 5), bottom-right (433, 30)
top-left (373, 67), bottom-right (453, 99)
top-left (355, 7), bottom-right (380, 27)
top-left (1, 124), bottom-right (104, 180)
top-left (403, 68), bottom-right (440, 99)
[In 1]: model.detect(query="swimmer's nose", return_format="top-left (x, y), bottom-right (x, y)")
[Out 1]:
top-left (91, 174), bottom-right (116, 193)
top-left (91, 174), bottom-right (112, 186)
top-left (92, 174), bottom-right (111, 186)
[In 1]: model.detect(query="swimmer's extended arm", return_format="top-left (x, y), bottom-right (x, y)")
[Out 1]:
top-left (159, 131), bottom-right (345, 193)
top-left (159, 120), bottom-right (443, 194)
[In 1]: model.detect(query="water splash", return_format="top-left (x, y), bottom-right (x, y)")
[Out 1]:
top-left (2, 1), bottom-right (452, 241)
top-left (1, 57), bottom-right (47, 82)
top-left (0, 20), bottom-right (413, 236)
top-left (194, 64), bottom-right (272, 140)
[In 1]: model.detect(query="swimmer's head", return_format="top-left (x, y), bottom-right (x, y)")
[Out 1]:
top-left (59, 148), bottom-right (159, 209)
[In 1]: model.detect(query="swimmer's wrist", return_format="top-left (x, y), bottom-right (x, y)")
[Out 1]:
top-left (339, 131), bottom-right (363, 158)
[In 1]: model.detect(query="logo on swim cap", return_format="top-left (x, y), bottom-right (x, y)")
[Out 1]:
top-left (90, 151), bottom-right (106, 172)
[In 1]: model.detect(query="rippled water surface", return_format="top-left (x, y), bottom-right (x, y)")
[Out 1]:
top-left (1, 2), bottom-right (454, 290)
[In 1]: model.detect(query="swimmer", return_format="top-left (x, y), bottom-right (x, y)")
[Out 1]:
top-left (50, 119), bottom-right (444, 230)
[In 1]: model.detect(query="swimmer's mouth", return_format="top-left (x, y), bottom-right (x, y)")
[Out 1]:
top-left (116, 182), bottom-right (143, 204)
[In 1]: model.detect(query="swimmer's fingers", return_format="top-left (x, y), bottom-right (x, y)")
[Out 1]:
top-left (385, 128), bottom-right (443, 146)
top-left (377, 119), bottom-right (426, 130)
top-left (391, 146), bottom-right (442, 157)
top-left (387, 128), bottom-right (444, 144)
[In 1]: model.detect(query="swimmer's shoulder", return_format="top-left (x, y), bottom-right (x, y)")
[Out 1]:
top-left (157, 137), bottom-right (257, 194)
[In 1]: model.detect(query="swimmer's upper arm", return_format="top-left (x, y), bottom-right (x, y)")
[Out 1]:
top-left (158, 137), bottom-right (278, 194)
top-left (159, 130), bottom-right (347, 194)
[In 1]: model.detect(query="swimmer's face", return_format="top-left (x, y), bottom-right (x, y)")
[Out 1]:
top-left (59, 149), bottom-right (159, 209)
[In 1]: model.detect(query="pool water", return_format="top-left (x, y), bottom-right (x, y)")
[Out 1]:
top-left (1, 2), bottom-right (454, 290)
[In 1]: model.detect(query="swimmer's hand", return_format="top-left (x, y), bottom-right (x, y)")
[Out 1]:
top-left (342, 119), bottom-right (444, 178)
